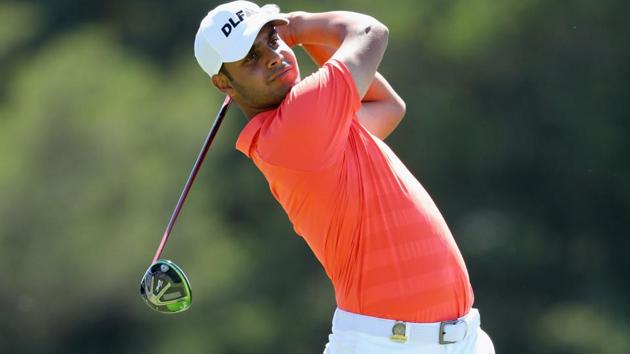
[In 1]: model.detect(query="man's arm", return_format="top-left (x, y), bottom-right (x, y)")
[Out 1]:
top-left (279, 11), bottom-right (388, 99)
top-left (300, 44), bottom-right (405, 140)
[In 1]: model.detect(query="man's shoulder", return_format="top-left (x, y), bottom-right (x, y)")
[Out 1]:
top-left (279, 59), bottom-right (358, 110)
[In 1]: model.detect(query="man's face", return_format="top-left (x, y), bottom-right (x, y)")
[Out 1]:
top-left (217, 23), bottom-right (300, 113)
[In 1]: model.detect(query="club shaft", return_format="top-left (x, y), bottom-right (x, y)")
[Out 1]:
top-left (152, 96), bottom-right (232, 264)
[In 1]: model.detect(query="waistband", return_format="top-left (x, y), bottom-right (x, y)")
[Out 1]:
top-left (332, 308), bottom-right (480, 345)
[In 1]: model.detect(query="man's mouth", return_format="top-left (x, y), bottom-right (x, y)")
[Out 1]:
top-left (269, 66), bottom-right (292, 82)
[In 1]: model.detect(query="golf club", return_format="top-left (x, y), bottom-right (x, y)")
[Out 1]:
top-left (140, 95), bottom-right (232, 314)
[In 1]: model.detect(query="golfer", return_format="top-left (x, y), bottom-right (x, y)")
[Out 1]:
top-left (194, 1), bottom-right (494, 353)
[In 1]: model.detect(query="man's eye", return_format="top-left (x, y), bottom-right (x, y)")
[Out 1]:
top-left (270, 34), bottom-right (280, 47)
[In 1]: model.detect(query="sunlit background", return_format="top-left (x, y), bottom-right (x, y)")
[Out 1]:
top-left (0, 1), bottom-right (628, 353)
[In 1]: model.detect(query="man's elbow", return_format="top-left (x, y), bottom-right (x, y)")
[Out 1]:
top-left (384, 98), bottom-right (405, 138)
top-left (367, 19), bottom-right (389, 44)
top-left (355, 15), bottom-right (388, 43)
top-left (374, 19), bottom-right (389, 36)
top-left (393, 97), bottom-right (406, 122)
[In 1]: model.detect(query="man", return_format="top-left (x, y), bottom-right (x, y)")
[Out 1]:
top-left (194, 2), bottom-right (495, 353)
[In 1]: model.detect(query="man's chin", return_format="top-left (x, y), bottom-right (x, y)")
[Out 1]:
top-left (278, 76), bottom-right (299, 99)
top-left (271, 87), bottom-right (293, 107)
top-left (266, 73), bottom-right (300, 107)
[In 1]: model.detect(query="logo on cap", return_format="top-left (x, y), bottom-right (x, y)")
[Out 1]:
top-left (221, 10), bottom-right (246, 37)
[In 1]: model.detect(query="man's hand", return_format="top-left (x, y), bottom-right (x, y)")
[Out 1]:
top-left (276, 13), bottom-right (298, 48)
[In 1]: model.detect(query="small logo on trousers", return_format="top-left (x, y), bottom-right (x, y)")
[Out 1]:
top-left (390, 322), bottom-right (407, 343)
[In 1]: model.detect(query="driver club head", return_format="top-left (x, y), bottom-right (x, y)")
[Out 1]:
top-left (139, 259), bottom-right (192, 314)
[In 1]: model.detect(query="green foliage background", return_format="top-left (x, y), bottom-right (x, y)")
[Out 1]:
top-left (0, 1), bottom-right (628, 353)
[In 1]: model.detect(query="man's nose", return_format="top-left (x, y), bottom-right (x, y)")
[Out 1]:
top-left (266, 48), bottom-right (282, 68)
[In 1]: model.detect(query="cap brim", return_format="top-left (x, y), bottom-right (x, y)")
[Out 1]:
top-left (221, 14), bottom-right (289, 63)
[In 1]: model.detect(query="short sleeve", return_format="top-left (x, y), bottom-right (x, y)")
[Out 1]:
top-left (255, 59), bottom-right (361, 171)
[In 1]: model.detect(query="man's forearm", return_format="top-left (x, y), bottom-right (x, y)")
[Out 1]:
top-left (301, 43), bottom-right (394, 103)
top-left (283, 11), bottom-right (380, 48)
top-left (301, 43), bottom-right (332, 67)
top-left (280, 11), bottom-right (388, 98)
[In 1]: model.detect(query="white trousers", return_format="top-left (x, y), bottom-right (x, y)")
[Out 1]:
top-left (323, 308), bottom-right (495, 354)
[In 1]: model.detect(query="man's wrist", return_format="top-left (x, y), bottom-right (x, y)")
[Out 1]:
top-left (281, 11), bottom-right (306, 47)
top-left (281, 11), bottom-right (354, 49)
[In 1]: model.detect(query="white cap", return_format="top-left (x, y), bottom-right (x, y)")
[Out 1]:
top-left (194, 1), bottom-right (288, 77)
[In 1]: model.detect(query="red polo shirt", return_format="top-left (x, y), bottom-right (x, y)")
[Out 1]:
top-left (236, 59), bottom-right (473, 322)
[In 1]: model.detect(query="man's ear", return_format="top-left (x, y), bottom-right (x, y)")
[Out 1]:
top-left (211, 73), bottom-right (234, 96)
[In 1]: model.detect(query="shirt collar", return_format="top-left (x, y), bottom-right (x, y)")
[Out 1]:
top-left (235, 110), bottom-right (271, 157)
